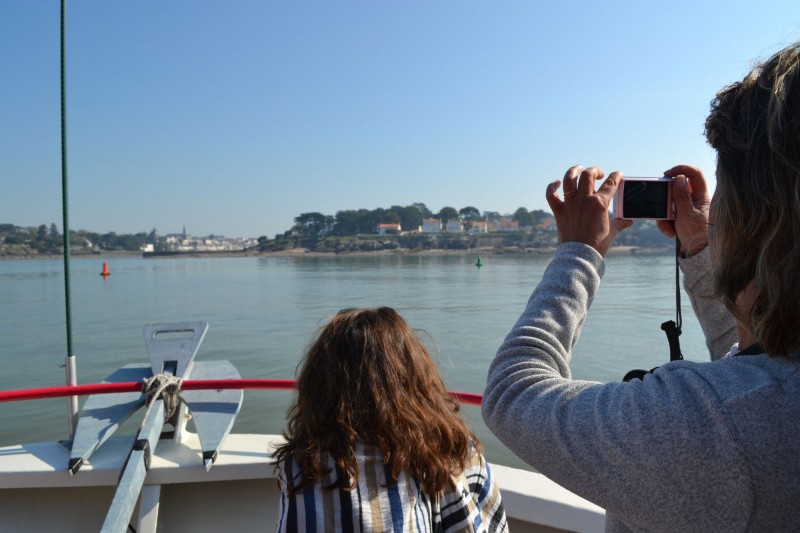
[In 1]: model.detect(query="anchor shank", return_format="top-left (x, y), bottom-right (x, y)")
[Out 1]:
top-left (100, 400), bottom-right (165, 533)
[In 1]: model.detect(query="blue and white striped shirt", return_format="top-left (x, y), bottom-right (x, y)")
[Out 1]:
top-left (275, 441), bottom-right (507, 532)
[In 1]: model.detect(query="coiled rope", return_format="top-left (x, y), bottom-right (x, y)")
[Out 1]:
top-left (140, 374), bottom-right (183, 424)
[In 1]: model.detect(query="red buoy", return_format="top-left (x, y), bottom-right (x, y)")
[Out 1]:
top-left (100, 261), bottom-right (110, 277)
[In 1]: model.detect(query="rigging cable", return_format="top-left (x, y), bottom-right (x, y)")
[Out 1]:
top-left (60, 0), bottom-right (79, 438)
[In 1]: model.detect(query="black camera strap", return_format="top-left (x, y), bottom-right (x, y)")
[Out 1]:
top-left (662, 236), bottom-right (684, 361)
top-left (623, 237), bottom-right (683, 382)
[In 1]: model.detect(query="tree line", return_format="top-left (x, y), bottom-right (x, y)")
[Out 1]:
top-left (0, 223), bottom-right (149, 254)
top-left (286, 203), bottom-right (552, 238)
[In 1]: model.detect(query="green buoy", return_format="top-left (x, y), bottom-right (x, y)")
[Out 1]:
top-left (476, 255), bottom-right (483, 268)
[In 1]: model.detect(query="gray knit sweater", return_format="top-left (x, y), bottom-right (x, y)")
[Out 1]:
top-left (482, 242), bottom-right (800, 532)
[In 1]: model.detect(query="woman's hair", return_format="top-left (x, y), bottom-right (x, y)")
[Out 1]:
top-left (705, 41), bottom-right (800, 355)
top-left (273, 307), bottom-right (479, 494)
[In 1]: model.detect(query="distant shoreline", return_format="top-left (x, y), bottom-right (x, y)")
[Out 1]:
top-left (0, 249), bottom-right (141, 261)
top-left (1, 245), bottom-right (671, 260)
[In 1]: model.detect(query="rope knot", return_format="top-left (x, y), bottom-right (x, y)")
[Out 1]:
top-left (141, 374), bottom-right (183, 421)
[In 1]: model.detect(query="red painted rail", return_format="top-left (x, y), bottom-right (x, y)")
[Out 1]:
top-left (0, 379), bottom-right (483, 406)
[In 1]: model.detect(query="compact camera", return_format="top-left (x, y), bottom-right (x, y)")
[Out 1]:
top-left (612, 177), bottom-right (675, 220)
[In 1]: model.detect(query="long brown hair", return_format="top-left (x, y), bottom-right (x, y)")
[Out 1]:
top-left (705, 41), bottom-right (800, 356)
top-left (273, 307), bottom-right (479, 494)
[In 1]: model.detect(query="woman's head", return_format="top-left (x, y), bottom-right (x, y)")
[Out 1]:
top-left (705, 41), bottom-right (800, 355)
top-left (274, 307), bottom-right (478, 494)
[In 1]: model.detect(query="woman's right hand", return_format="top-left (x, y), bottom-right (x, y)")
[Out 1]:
top-left (546, 165), bottom-right (632, 257)
top-left (659, 165), bottom-right (711, 257)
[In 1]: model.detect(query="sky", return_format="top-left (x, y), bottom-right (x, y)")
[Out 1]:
top-left (1, 1), bottom-right (798, 239)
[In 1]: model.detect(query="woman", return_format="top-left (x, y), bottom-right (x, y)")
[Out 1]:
top-left (274, 307), bottom-right (507, 532)
top-left (483, 42), bottom-right (800, 531)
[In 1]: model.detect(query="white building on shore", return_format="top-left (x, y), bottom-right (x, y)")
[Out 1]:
top-left (422, 218), bottom-right (442, 234)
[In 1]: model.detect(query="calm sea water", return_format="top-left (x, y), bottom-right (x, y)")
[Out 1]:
top-left (0, 252), bottom-right (707, 470)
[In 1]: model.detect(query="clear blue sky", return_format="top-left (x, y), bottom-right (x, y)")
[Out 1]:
top-left (1, 1), bottom-right (798, 239)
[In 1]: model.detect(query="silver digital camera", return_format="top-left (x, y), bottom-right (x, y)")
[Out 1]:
top-left (612, 177), bottom-right (675, 220)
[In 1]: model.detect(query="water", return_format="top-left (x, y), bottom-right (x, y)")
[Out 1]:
top-left (0, 252), bottom-right (707, 470)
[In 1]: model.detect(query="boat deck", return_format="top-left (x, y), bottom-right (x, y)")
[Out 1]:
top-left (0, 432), bottom-right (605, 532)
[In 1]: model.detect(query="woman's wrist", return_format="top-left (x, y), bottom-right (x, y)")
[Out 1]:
top-left (679, 235), bottom-right (709, 258)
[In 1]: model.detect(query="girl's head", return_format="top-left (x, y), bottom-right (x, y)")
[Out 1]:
top-left (705, 41), bottom-right (800, 355)
top-left (275, 307), bottom-right (478, 494)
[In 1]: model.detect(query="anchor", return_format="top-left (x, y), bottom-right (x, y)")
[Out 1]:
top-left (67, 322), bottom-right (244, 533)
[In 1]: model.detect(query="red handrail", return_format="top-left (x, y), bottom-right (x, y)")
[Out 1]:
top-left (0, 379), bottom-right (483, 406)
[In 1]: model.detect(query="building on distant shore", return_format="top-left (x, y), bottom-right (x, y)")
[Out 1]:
top-left (493, 218), bottom-right (520, 232)
top-left (467, 220), bottom-right (489, 234)
top-left (444, 219), bottom-right (463, 233)
top-left (377, 223), bottom-right (402, 235)
top-left (161, 228), bottom-right (258, 252)
top-left (422, 218), bottom-right (441, 234)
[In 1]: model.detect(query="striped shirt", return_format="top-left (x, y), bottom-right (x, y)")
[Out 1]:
top-left (275, 441), bottom-right (507, 532)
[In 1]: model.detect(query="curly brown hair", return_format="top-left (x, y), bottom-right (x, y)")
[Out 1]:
top-left (273, 307), bottom-right (480, 495)
top-left (705, 41), bottom-right (800, 355)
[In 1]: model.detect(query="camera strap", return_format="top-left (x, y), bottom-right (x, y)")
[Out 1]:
top-left (662, 236), bottom-right (684, 362)
top-left (623, 237), bottom-right (683, 382)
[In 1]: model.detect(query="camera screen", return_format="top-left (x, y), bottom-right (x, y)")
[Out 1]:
top-left (622, 181), bottom-right (670, 218)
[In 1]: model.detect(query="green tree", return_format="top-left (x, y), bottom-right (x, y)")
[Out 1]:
top-left (47, 223), bottom-right (61, 247)
top-left (393, 205), bottom-right (423, 232)
top-left (459, 206), bottom-right (482, 220)
top-left (410, 203), bottom-right (432, 218)
top-left (363, 209), bottom-right (385, 233)
top-left (437, 207), bottom-right (459, 225)
top-left (530, 209), bottom-right (550, 226)
top-left (371, 208), bottom-right (388, 227)
top-left (381, 210), bottom-right (401, 225)
top-left (36, 224), bottom-right (48, 242)
top-left (102, 232), bottom-right (118, 249)
top-left (332, 210), bottom-right (361, 235)
top-left (294, 212), bottom-right (335, 237)
top-left (513, 207), bottom-right (534, 228)
top-left (116, 233), bottom-right (148, 250)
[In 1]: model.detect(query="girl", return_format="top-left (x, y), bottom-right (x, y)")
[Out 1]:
top-left (274, 307), bottom-right (507, 532)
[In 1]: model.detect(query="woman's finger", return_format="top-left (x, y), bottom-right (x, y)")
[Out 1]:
top-left (578, 167), bottom-right (603, 195)
top-left (546, 180), bottom-right (564, 213)
top-left (562, 165), bottom-right (583, 195)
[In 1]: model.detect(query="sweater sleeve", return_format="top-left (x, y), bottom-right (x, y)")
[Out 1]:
top-left (482, 243), bottom-right (752, 530)
top-left (678, 248), bottom-right (738, 360)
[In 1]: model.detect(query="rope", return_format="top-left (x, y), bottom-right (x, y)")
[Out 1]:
top-left (140, 374), bottom-right (183, 425)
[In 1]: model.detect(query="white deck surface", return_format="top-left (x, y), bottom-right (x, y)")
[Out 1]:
top-left (0, 432), bottom-right (605, 532)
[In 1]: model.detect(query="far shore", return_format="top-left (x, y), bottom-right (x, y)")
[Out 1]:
top-left (1, 245), bottom-right (672, 260)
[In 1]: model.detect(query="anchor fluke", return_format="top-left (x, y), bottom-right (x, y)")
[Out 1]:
top-left (203, 450), bottom-right (218, 471)
top-left (68, 458), bottom-right (83, 476)
top-left (182, 360), bottom-right (244, 472)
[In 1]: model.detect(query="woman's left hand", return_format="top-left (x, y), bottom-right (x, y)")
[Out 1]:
top-left (546, 165), bottom-right (633, 257)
